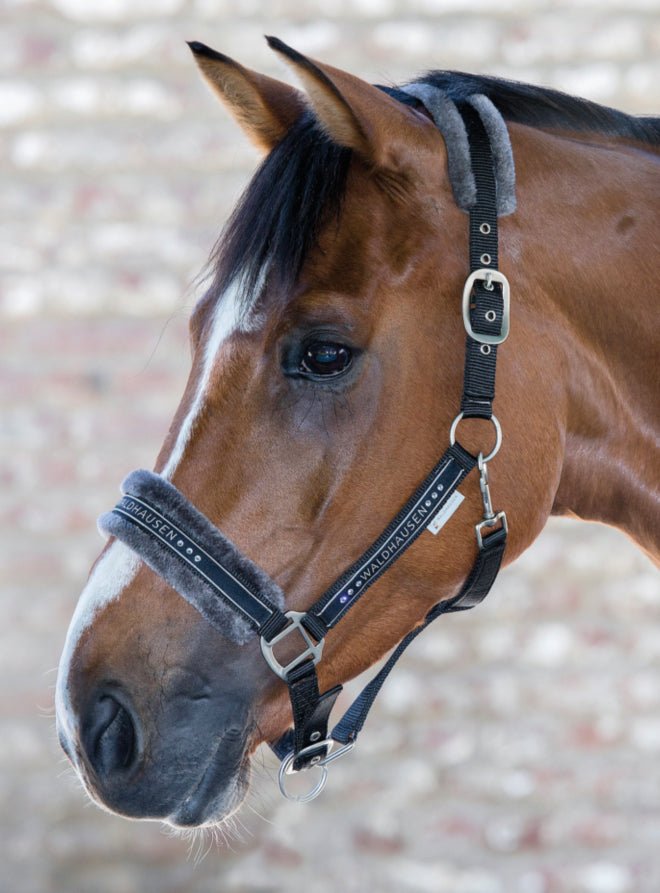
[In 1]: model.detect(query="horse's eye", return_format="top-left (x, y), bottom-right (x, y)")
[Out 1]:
top-left (300, 341), bottom-right (352, 378)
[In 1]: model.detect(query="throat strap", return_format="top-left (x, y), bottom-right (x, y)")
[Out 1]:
top-left (330, 525), bottom-right (506, 746)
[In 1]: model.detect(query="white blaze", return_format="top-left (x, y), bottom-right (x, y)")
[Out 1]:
top-left (161, 278), bottom-right (244, 480)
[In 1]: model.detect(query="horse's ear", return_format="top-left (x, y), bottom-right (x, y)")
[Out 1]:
top-left (266, 36), bottom-right (438, 170)
top-left (188, 41), bottom-right (306, 152)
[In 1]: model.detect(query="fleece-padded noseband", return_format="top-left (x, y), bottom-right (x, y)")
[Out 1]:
top-left (98, 470), bottom-right (285, 645)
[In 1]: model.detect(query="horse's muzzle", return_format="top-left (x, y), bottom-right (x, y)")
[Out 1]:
top-left (60, 675), bottom-right (252, 826)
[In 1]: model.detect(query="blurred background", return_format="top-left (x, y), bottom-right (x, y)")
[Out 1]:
top-left (1, 1), bottom-right (658, 891)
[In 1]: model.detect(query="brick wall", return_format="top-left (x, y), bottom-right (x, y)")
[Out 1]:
top-left (2, 0), bottom-right (659, 319)
top-left (1, 2), bottom-right (658, 892)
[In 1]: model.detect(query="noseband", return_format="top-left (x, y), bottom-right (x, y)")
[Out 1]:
top-left (100, 89), bottom-right (512, 802)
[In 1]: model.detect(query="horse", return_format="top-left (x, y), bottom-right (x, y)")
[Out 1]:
top-left (55, 37), bottom-right (659, 828)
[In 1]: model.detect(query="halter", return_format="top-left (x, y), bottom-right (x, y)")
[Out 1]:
top-left (99, 90), bottom-right (511, 802)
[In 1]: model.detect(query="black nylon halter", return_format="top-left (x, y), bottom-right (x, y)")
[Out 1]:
top-left (102, 92), bottom-right (511, 801)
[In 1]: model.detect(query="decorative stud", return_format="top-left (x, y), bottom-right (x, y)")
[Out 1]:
top-left (186, 547), bottom-right (193, 555)
top-left (177, 540), bottom-right (184, 547)
top-left (194, 555), bottom-right (202, 563)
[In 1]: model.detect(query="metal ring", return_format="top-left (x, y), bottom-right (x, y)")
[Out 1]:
top-left (479, 222), bottom-right (491, 235)
top-left (260, 610), bottom-right (324, 681)
top-left (449, 412), bottom-right (502, 463)
top-left (278, 748), bottom-right (329, 803)
top-left (480, 253), bottom-right (491, 265)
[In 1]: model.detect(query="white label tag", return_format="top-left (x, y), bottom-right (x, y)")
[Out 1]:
top-left (426, 490), bottom-right (465, 535)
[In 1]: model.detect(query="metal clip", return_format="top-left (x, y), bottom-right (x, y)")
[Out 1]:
top-left (478, 453), bottom-right (495, 522)
top-left (475, 452), bottom-right (507, 549)
top-left (278, 740), bottom-right (356, 802)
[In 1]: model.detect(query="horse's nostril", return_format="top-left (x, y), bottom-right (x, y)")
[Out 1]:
top-left (83, 693), bottom-right (139, 778)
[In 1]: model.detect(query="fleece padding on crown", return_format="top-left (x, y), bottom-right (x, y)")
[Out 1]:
top-left (466, 94), bottom-right (516, 216)
top-left (98, 469), bottom-right (285, 645)
top-left (402, 83), bottom-right (516, 217)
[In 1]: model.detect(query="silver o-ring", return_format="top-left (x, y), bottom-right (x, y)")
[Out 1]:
top-left (480, 253), bottom-right (491, 265)
top-left (479, 223), bottom-right (491, 235)
top-left (278, 750), bottom-right (329, 803)
top-left (449, 411), bottom-right (502, 463)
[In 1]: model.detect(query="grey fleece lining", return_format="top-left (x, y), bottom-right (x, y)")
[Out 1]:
top-left (98, 469), bottom-right (285, 645)
top-left (467, 94), bottom-right (517, 216)
top-left (402, 83), bottom-right (516, 216)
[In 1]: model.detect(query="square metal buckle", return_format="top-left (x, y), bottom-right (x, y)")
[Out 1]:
top-left (475, 511), bottom-right (508, 550)
top-left (260, 611), bottom-right (324, 680)
top-left (462, 268), bottom-right (511, 345)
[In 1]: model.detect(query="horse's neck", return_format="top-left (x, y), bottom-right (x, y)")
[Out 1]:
top-left (511, 124), bottom-right (660, 560)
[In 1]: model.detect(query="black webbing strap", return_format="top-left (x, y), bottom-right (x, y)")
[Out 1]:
top-left (458, 103), bottom-right (505, 420)
top-left (330, 525), bottom-right (506, 746)
top-left (285, 661), bottom-right (344, 770)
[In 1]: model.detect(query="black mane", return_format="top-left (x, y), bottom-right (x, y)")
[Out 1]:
top-left (419, 71), bottom-right (660, 146)
top-left (209, 74), bottom-right (659, 313)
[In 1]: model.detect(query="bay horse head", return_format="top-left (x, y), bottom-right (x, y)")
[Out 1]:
top-left (56, 38), bottom-right (659, 828)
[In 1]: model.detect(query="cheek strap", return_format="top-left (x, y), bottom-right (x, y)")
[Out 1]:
top-left (98, 469), bottom-right (287, 646)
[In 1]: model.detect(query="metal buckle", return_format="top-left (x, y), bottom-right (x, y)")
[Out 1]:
top-left (476, 511), bottom-right (508, 550)
top-left (278, 740), bottom-right (356, 803)
top-left (450, 412), bottom-right (502, 464)
top-left (462, 268), bottom-right (510, 345)
top-left (260, 611), bottom-right (324, 681)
